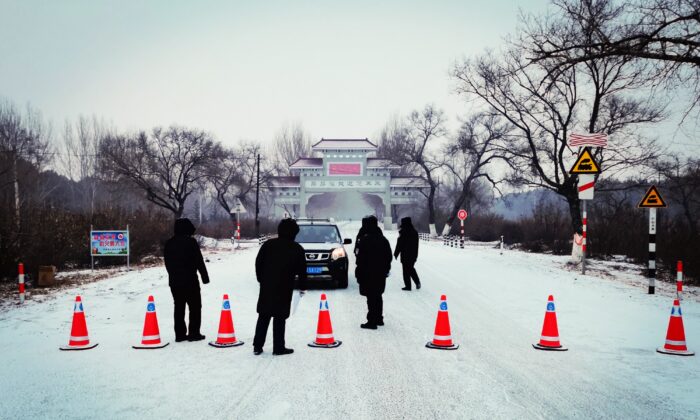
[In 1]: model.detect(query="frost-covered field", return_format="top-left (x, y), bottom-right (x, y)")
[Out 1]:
top-left (0, 222), bottom-right (698, 419)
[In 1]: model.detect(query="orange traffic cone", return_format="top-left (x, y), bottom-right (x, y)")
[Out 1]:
top-left (533, 295), bottom-right (567, 351)
top-left (209, 294), bottom-right (244, 348)
top-left (426, 294), bottom-right (459, 350)
top-left (133, 295), bottom-right (169, 349)
top-left (60, 295), bottom-right (98, 351)
top-left (308, 293), bottom-right (342, 348)
top-left (657, 299), bottom-right (694, 356)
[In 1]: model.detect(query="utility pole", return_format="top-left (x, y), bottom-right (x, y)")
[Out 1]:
top-left (198, 190), bottom-right (203, 225)
top-left (13, 151), bottom-right (21, 234)
top-left (255, 153), bottom-right (261, 237)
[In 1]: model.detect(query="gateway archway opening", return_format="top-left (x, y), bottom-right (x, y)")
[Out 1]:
top-left (268, 138), bottom-right (429, 229)
top-left (305, 191), bottom-right (385, 220)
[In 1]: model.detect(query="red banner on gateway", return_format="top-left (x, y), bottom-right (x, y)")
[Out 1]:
top-left (328, 163), bottom-right (362, 176)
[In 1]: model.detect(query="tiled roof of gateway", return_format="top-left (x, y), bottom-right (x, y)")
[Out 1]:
top-left (289, 158), bottom-right (323, 168)
top-left (366, 158), bottom-right (399, 168)
top-left (312, 138), bottom-right (377, 150)
top-left (269, 176), bottom-right (300, 188)
top-left (390, 176), bottom-right (430, 188)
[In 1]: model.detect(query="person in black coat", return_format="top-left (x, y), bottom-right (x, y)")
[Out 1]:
top-left (394, 217), bottom-right (421, 291)
top-left (253, 218), bottom-right (307, 355)
top-left (355, 216), bottom-right (392, 329)
top-left (164, 218), bottom-right (210, 342)
top-left (353, 221), bottom-right (368, 257)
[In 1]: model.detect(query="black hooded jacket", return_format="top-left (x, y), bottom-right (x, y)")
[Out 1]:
top-left (164, 218), bottom-right (209, 288)
top-left (255, 219), bottom-right (307, 317)
top-left (355, 218), bottom-right (392, 296)
top-left (394, 218), bottom-right (419, 263)
top-left (353, 217), bottom-right (371, 257)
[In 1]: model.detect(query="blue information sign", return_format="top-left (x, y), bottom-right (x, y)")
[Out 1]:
top-left (91, 230), bottom-right (129, 256)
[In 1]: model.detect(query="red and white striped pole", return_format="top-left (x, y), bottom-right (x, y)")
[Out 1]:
top-left (18, 262), bottom-right (25, 304)
top-left (677, 260), bottom-right (683, 300)
top-left (235, 211), bottom-right (241, 248)
top-left (460, 220), bottom-right (464, 249)
top-left (582, 200), bottom-right (587, 275)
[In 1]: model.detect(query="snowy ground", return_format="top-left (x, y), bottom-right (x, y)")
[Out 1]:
top-left (1, 221), bottom-right (699, 419)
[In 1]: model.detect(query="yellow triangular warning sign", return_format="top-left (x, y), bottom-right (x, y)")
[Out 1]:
top-left (569, 147), bottom-right (601, 174)
top-left (638, 185), bottom-right (667, 208)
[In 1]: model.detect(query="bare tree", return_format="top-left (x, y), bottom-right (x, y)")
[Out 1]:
top-left (656, 155), bottom-right (700, 239)
top-left (207, 148), bottom-right (240, 220)
top-left (452, 10), bottom-right (665, 233)
top-left (60, 115), bottom-right (110, 218)
top-left (100, 126), bottom-right (220, 218)
top-left (273, 122), bottom-right (312, 173)
top-left (440, 113), bottom-right (509, 235)
top-left (207, 142), bottom-right (275, 221)
top-left (0, 101), bottom-right (51, 243)
top-left (378, 105), bottom-right (446, 235)
top-left (529, 0), bottom-right (700, 111)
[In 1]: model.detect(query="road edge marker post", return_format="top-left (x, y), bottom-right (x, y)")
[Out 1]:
top-left (677, 261), bottom-right (683, 301)
top-left (18, 262), bottom-right (25, 304)
top-left (236, 212), bottom-right (241, 248)
top-left (230, 198), bottom-right (247, 250)
top-left (638, 185), bottom-right (667, 295)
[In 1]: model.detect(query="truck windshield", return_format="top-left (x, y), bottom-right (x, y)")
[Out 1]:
top-left (296, 225), bottom-right (341, 243)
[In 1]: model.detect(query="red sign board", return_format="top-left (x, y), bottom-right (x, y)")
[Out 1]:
top-left (457, 209), bottom-right (468, 221)
top-left (328, 163), bottom-right (362, 176)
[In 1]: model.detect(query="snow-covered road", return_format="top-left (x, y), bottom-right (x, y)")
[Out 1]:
top-left (1, 222), bottom-right (698, 419)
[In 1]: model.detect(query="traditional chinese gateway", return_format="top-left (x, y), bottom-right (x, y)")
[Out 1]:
top-left (269, 138), bottom-right (428, 229)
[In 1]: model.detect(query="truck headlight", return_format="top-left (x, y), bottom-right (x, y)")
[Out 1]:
top-left (331, 247), bottom-right (346, 260)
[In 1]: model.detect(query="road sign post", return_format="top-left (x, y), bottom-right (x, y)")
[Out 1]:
top-left (457, 209), bottom-right (468, 249)
top-left (638, 185), bottom-right (667, 294)
top-left (582, 200), bottom-right (588, 274)
top-left (569, 147), bottom-right (601, 275)
top-left (648, 207), bottom-right (657, 293)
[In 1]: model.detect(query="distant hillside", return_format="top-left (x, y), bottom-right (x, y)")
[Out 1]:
top-left (491, 189), bottom-right (567, 220)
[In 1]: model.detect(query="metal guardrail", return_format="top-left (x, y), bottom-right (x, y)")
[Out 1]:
top-left (258, 234), bottom-right (275, 246)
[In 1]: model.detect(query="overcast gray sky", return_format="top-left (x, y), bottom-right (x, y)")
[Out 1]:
top-left (0, 0), bottom-right (557, 147)
top-left (1, 0), bottom-right (696, 152)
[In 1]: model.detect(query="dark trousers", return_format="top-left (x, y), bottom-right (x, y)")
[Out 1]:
top-left (402, 262), bottom-right (421, 289)
top-left (253, 314), bottom-right (286, 351)
top-left (366, 293), bottom-right (383, 325)
top-left (170, 286), bottom-right (201, 338)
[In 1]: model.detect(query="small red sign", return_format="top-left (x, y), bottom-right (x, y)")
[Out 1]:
top-left (328, 163), bottom-right (362, 176)
top-left (457, 209), bottom-right (468, 221)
